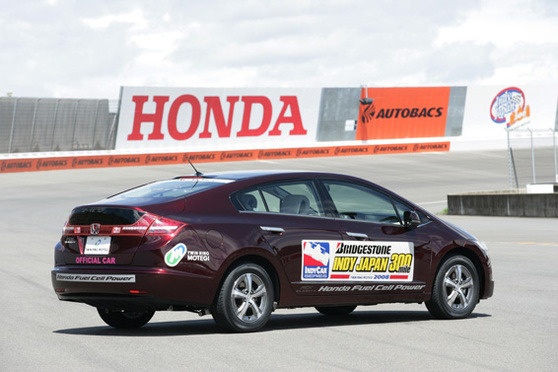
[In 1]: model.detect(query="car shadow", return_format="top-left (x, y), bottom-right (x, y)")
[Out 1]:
top-left (53, 309), bottom-right (491, 337)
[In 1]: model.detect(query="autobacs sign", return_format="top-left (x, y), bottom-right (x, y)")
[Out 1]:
top-left (356, 87), bottom-right (450, 140)
top-left (115, 88), bottom-right (321, 150)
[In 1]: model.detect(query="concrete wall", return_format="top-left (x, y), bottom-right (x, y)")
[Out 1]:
top-left (316, 88), bottom-right (360, 141)
top-left (448, 192), bottom-right (558, 217)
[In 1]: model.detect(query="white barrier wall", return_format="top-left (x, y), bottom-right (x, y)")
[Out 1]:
top-left (2, 85), bottom-right (557, 173)
top-left (462, 85), bottom-right (558, 139)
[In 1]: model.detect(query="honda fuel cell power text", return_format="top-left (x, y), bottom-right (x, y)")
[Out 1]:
top-left (51, 170), bottom-right (494, 332)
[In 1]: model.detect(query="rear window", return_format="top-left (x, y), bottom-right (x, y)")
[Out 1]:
top-left (69, 207), bottom-right (145, 225)
top-left (106, 178), bottom-right (233, 204)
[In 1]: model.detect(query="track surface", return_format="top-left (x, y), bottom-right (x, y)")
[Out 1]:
top-left (1, 148), bottom-right (557, 371)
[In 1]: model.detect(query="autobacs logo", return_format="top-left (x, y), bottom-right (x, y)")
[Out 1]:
top-left (360, 99), bottom-right (444, 124)
top-left (356, 87), bottom-right (450, 141)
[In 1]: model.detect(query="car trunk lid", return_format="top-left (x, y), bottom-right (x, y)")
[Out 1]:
top-left (61, 205), bottom-right (186, 265)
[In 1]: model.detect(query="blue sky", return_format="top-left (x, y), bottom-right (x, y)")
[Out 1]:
top-left (1, 0), bottom-right (557, 99)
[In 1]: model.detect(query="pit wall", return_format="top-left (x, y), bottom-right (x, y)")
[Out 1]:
top-left (1, 85), bottom-right (557, 173)
top-left (448, 192), bottom-right (558, 218)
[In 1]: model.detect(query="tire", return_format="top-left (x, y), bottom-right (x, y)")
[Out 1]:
top-left (212, 263), bottom-right (274, 332)
top-left (315, 305), bottom-right (357, 316)
top-left (426, 255), bottom-right (480, 319)
top-left (97, 308), bottom-right (155, 329)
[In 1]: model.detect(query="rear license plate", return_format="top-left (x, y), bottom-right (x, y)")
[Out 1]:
top-left (84, 236), bottom-right (111, 255)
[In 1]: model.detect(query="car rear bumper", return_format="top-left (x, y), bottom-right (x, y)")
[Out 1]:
top-left (51, 266), bottom-right (217, 311)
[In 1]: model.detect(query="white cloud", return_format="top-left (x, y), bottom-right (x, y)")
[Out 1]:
top-left (435, 0), bottom-right (558, 47)
top-left (81, 8), bottom-right (148, 31)
top-left (1, 0), bottom-right (556, 99)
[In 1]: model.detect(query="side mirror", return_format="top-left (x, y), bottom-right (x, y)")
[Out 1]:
top-left (403, 211), bottom-right (421, 229)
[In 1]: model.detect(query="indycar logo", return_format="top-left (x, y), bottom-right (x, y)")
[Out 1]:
top-left (302, 241), bottom-right (331, 279)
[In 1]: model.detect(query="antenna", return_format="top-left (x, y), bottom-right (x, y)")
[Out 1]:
top-left (188, 160), bottom-right (203, 177)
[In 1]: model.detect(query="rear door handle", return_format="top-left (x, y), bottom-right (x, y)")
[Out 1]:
top-left (260, 226), bottom-right (285, 234)
top-left (347, 232), bottom-right (368, 240)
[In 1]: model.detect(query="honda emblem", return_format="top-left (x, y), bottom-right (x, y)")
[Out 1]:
top-left (90, 223), bottom-right (101, 235)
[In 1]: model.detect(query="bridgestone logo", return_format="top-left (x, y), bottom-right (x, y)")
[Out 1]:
top-left (55, 274), bottom-right (136, 283)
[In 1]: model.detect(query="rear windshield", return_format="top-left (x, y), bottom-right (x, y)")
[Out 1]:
top-left (106, 178), bottom-right (233, 204)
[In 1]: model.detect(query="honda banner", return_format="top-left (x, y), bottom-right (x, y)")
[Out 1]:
top-left (115, 87), bottom-right (322, 151)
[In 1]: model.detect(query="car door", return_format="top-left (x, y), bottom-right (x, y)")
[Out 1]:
top-left (318, 178), bottom-right (433, 296)
top-left (233, 179), bottom-right (343, 301)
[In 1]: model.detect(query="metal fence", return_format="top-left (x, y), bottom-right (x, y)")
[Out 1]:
top-left (0, 97), bottom-right (117, 153)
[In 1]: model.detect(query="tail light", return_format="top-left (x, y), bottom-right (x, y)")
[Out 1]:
top-left (145, 216), bottom-right (185, 235)
top-left (63, 212), bottom-right (186, 238)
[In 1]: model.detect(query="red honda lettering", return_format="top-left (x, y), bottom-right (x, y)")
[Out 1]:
top-left (236, 96), bottom-right (272, 137)
top-left (167, 95), bottom-right (201, 141)
top-left (127, 96), bottom-right (169, 140)
top-left (199, 96), bottom-right (240, 138)
top-left (269, 96), bottom-right (307, 136)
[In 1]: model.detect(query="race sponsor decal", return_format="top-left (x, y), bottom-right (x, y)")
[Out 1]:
top-left (356, 87), bottom-right (450, 140)
top-left (302, 241), bottom-right (331, 279)
top-left (0, 160), bottom-right (33, 172)
top-left (55, 273), bottom-right (135, 283)
top-left (115, 87), bottom-right (321, 151)
top-left (301, 240), bottom-right (414, 281)
top-left (186, 250), bottom-right (210, 261)
top-left (459, 86), bottom-right (558, 140)
top-left (489, 87), bottom-right (531, 131)
top-left (164, 243), bottom-right (187, 267)
top-left (0, 142), bottom-right (449, 174)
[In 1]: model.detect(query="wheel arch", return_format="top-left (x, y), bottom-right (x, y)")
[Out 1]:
top-left (214, 254), bottom-right (281, 306)
top-left (434, 246), bottom-right (486, 299)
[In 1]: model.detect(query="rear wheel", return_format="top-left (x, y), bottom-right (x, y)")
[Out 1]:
top-left (97, 308), bottom-right (155, 329)
top-left (212, 263), bottom-right (274, 332)
top-left (426, 255), bottom-right (480, 319)
top-left (315, 305), bottom-right (357, 316)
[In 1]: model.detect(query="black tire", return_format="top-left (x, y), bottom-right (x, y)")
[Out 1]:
top-left (426, 255), bottom-right (480, 319)
top-left (315, 305), bottom-right (357, 316)
top-left (97, 308), bottom-right (155, 329)
top-left (212, 263), bottom-right (274, 332)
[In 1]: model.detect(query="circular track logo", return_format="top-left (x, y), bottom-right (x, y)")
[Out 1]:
top-left (490, 87), bottom-right (525, 124)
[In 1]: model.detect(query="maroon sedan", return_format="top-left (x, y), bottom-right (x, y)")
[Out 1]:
top-left (52, 170), bottom-right (494, 332)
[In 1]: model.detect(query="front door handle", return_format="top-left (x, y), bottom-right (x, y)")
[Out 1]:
top-left (347, 232), bottom-right (368, 240)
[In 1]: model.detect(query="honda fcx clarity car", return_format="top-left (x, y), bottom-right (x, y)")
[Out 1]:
top-left (52, 170), bottom-right (494, 332)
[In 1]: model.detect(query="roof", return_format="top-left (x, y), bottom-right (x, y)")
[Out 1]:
top-left (177, 169), bottom-right (325, 181)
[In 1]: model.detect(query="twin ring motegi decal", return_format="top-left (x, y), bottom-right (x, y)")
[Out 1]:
top-left (301, 240), bottom-right (414, 281)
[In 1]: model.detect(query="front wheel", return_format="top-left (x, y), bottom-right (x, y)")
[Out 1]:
top-left (212, 263), bottom-right (274, 332)
top-left (426, 255), bottom-right (480, 319)
top-left (97, 308), bottom-right (155, 329)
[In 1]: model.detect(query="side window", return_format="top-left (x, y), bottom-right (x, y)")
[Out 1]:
top-left (260, 181), bottom-right (323, 216)
top-left (234, 189), bottom-right (266, 212)
top-left (233, 180), bottom-right (324, 216)
top-left (323, 180), bottom-right (401, 224)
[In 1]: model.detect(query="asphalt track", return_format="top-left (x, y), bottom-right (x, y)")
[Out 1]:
top-left (1, 148), bottom-right (557, 371)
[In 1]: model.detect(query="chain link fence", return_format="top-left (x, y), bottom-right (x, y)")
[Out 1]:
top-left (0, 97), bottom-right (117, 153)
